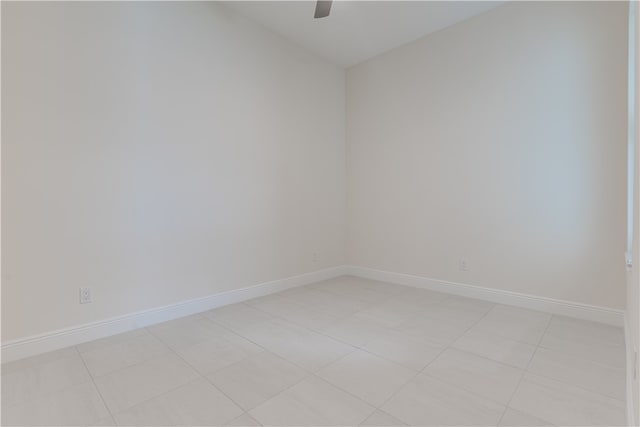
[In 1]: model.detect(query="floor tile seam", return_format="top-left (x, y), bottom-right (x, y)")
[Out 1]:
top-left (275, 292), bottom-right (374, 316)
top-left (541, 332), bottom-right (626, 349)
top-left (527, 315), bottom-right (627, 402)
top-left (76, 331), bottom-right (155, 356)
top-left (417, 370), bottom-right (512, 408)
top-left (535, 342), bottom-right (627, 372)
top-left (309, 368), bottom-right (413, 420)
top-left (165, 345), bottom-right (270, 423)
top-left (214, 368), bottom-right (314, 416)
top-left (303, 286), bottom-right (411, 307)
top-left (234, 298), bottom-right (354, 336)
top-left (383, 305), bottom-right (515, 413)
top-left (496, 311), bottom-right (556, 426)
top-left (307, 372), bottom-right (381, 413)
top-left (199, 307), bottom-right (362, 375)
top-left (465, 323), bottom-right (550, 347)
top-left (119, 338), bottom-right (257, 424)
top-left (0, 374), bottom-right (97, 414)
top-left (519, 367), bottom-right (627, 403)
top-left (78, 345), bottom-right (174, 379)
top-left (2, 345), bottom-right (117, 412)
top-left (402, 299), bottom-right (519, 423)
top-left (244, 291), bottom-right (477, 357)
top-left (80, 327), bottom-right (207, 378)
top-left (73, 345), bottom-right (117, 425)
top-left (267, 372), bottom-right (379, 426)
top-left (366, 308), bottom-right (490, 426)
top-left (440, 344), bottom-right (531, 371)
top-left (223, 299), bottom-right (387, 352)
top-left (192, 310), bottom-right (360, 383)
top-left (106, 375), bottom-right (225, 425)
top-left (275, 285), bottom-right (422, 321)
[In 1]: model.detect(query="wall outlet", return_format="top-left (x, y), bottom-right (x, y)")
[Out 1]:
top-left (79, 287), bottom-right (92, 304)
top-left (459, 259), bottom-right (469, 271)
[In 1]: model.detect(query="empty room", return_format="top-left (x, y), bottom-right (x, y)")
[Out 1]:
top-left (2, 1), bottom-right (639, 426)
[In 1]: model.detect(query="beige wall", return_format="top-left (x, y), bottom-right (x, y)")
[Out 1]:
top-left (346, 2), bottom-right (628, 309)
top-left (1, 2), bottom-right (346, 342)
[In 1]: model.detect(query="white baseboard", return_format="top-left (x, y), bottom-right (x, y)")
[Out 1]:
top-left (2, 264), bottom-right (626, 363)
top-left (1, 266), bottom-right (348, 363)
top-left (348, 266), bottom-right (625, 327)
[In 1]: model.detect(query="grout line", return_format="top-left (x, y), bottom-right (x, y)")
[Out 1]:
top-left (187, 310), bottom-right (349, 418)
top-left (73, 346), bottom-right (117, 425)
top-left (363, 301), bottom-right (498, 424)
top-left (495, 313), bottom-right (555, 426)
top-left (106, 324), bottom-right (255, 425)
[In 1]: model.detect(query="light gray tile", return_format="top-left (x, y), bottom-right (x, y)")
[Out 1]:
top-left (93, 352), bottom-right (199, 413)
top-left (207, 351), bottom-right (308, 410)
top-left (91, 416), bottom-right (117, 426)
top-left (268, 332), bottom-right (355, 372)
top-left (316, 350), bottom-right (415, 406)
top-left (539, 332), bottom-right (625, 369)
top-left (387, 288), bottom-right (450, 307)
top-left (360, 410), bottom-right (408, 426)
top-left (394, 315), bottom-right (472, 346)
top-left (468, 305), bottom-right (551, 345)
top-left (310, 278), bottom-right (401, 304)
top-left (544, 316), bottom-right (624, 347)
top-left (2, 381), bottom-right (109, 426)
top-left (249, 376), bottom-right (375, 426)
top-left (381, 374), bottom-right (505, 426)
top-left (424, 348), bottom-right (523, 404)
top-left (174, 333), bottom-right (263, 375)
top-left (279, 288), bottom-right (369, 317)
top-left (147, 315), bottom-right (229, 349)
top-left (80, 332), bottom-right (169, 377)
top-left (540, 316), bottom-right (625, 369)
top-left (76, 329), bottom-right (149, 353)
top-left (320, 315), bottom-right (391, 347)
top-left (310, 276), bottom-right (405, 297)
top-left (204, 303), bottom-right (274, 331)
top-left (236, 318), bottom-right (355, 372)
top-left (113, 378), bottom-right (243, 426)
top-left (453, 332), bottom-right (537, 369)
top-left (509, 373), bottom-right (626, 426)
top-left (499, 408), bottom-right (553, 426)
top-left (351, 302), bottom-right (422, 328)
top-left (2, 348), bottom-right (92, 407)
top-left (226, 413), bottom-right (263, 426)
top-left (527, 347), bottom-right (625, 401)
top-left (440, 295), bottom-right (495, 315)
top-left (409, 301), bottom-right (488, 328)
top-left (250, 295), bottom-right (342, 331)
top-left (1, 346), bottom-right (79, 374)
top-left (362, 330), bottom-right (444, 371)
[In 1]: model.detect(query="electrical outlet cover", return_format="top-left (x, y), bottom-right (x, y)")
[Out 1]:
top-left (79, 287), bottom-right (92, 304)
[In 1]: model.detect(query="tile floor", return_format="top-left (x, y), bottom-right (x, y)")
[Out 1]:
top-left (1, 276), bottom-right (627, 426)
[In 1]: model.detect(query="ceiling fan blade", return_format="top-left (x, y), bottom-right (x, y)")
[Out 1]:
top-left (314, 0), bottom-right (332, 18)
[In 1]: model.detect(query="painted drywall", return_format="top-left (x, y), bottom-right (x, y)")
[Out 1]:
top-left (347, 1), bottom-right (628, 309)
top-left (1, 2), bottom-right (346, 342)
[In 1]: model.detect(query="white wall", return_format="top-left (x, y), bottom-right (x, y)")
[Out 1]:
top-left (347, 1), bottom-right (627, 309)
top-left (1, 2), bottom-right (346, 342)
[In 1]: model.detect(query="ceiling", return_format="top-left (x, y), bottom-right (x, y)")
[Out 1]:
top-left (223, 1), bottom-right (503, 67)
